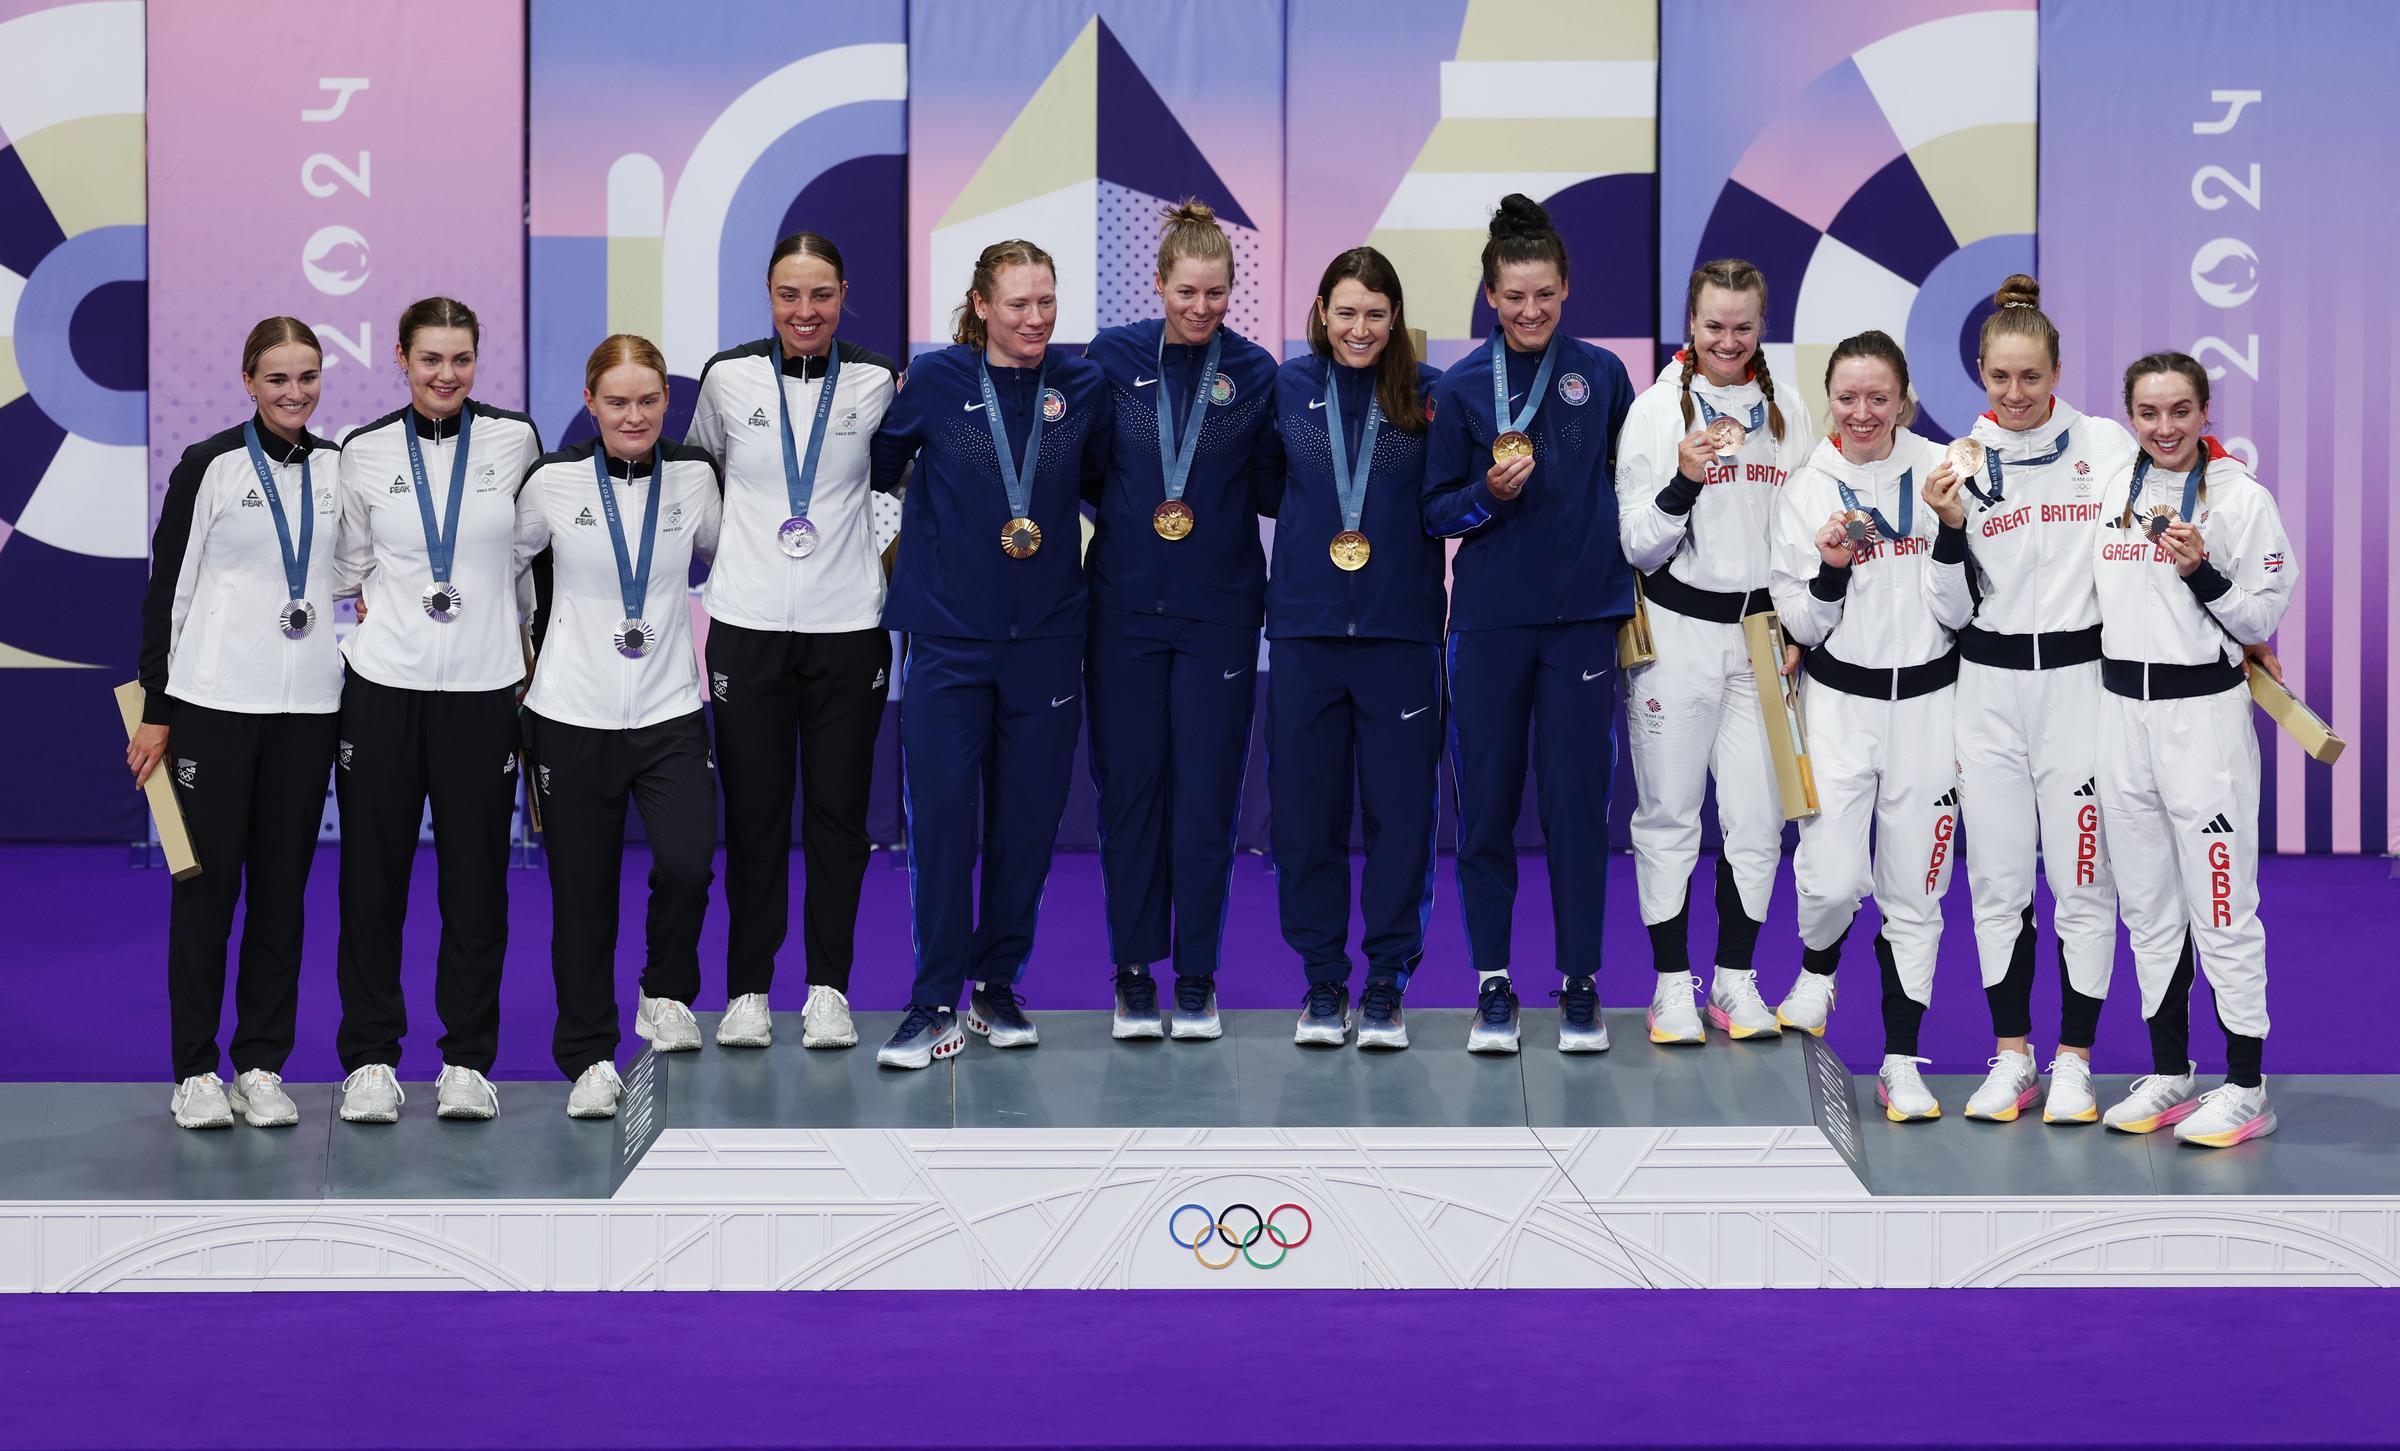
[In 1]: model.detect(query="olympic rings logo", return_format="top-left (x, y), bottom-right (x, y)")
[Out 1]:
top-left (1168, 1202), bottom-right (1312, 1270)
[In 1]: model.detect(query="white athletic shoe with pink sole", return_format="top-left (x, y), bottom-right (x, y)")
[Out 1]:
top-left (2173, 1082), bottom-right (2278, 1148)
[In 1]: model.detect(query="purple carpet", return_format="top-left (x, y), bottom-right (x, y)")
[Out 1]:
top-left (0, 1288), bottom-right (2390, 1449)
top-left (5, 844), bottom-right (2391, 1081)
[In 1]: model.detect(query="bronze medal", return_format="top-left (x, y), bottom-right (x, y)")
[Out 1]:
top-left (2144, 504), bottom-right (2178, 541)
top-left (1153, 499), bottom-right (1194, 540)
top-left (1945, 438), bottom-right (1983, 483)
top-left (1842, 509), bottom-right (1876, 546)
top-left (1329, 530), bottom-right (1372, 571)
top-left (1705, 416), bottom-right (1745, 456)
top-left (1491, 431), bottom-right (1534, 464)
top-left (1001, 517), bottom-right (1043, 558)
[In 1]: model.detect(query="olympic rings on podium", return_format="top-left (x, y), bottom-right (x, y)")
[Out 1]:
top-left (1168, 1201), bottom-right (1313, 1270)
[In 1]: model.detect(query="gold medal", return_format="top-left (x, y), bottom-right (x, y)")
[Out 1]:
top-left (1945, 438), bottom-right (1983, 482)
top-left (1329, 530), bottom-right (1372, 571)
top-left (1491, 431), bottom-right (1533, 464)
top-left (1153, 499), bottom-right (1194, 540)
top-left (1001, 517), bottom-right (1043, 558)
top-left (1705, 416), bottom-right (1745, 456)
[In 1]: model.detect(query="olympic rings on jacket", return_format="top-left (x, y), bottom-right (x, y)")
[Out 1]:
top-left (1168, 1202), bottom-right (1312, 1269)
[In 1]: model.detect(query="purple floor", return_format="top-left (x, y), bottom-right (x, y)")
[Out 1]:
top-left (0, 1288), bottom-right (2392, 1449)
top-left (5, 844), bottom-right (2392, 1081)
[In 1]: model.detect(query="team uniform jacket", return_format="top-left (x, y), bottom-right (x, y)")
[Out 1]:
top-left (1771, 431), bottom-right (1974, 663)
top-left (1616, 356), bottom-right (1814, 593)
top-left (140, 420), bottom-right (346, 721)
top-left (334, 402), bottom-right (544, 691)
top-left (1423, 336), bottom-right (1638, 628)
top-left (1083, 319), bottom-right (1279, 626)
top-left (2092, 440), bottom-right (2294, 666)
top-left (870, 344), bottom-right (1111, 640)
top-left (688, 337), bottom-right (898, 634)
top-left (1257, 355), bottom-right (1447, 642)
top-left (1957, 399), bottom-right (2135, 637)
top-left (514, 440), bottom-right (723, 730)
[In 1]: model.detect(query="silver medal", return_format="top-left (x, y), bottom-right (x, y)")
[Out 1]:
top-left (777, 516), bottom-right (819, 559)
top-left (613, 618), bottom-right (655, 659)
top-left (278, 599), bottom-right (316, 640)
top-left (421, 581), bottom-right (464, 623)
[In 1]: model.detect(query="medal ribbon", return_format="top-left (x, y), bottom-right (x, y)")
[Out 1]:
top-left (2128, 453), bottom-right (2203, 531)
top-left (1155, 328), bottom-right (1223, 505)
top-left (1836, 469), bottom-right (1914, 542)
top-left (593, 446), bottom-right (665, 623)
top-left (402, 407), bottom-right (475, 588)
top-left (977, 360), bottom-right (1048, 523)
top-left (1488, 330), bottom-right (1559, 439)
top-left (1324, 366), bottom-right (1384, 534)
top-left (774, 337), bottom-right (842, 522)
top-left (241, 420), bottom-right (313, 604)
top-left (1696, 395), bottom-right (1766, 435)
top-left (1964, 425), bottom-right (2071, 507)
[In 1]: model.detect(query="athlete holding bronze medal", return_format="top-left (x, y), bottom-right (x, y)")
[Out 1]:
top-left (870, 241), bottom-right (1111, 1069)
top-left (1252, 249), bottom-right (1444, 1048)
top-left (1083, 201), bottom-right (1278, 1040)
top-left (1424, 194), bottom-right (1637, 1055)
top-left (137, 319), bottom-right (343, 1129)
top-left (1614, 260), bottom-right (1814, 1046)
top-left (329, 297), bottom-right (543, 1125)
top-left (514, 336), bottom-right (723, 1118)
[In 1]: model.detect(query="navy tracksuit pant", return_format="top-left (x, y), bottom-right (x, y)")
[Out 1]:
top-left (898, 632), bottom-right (1083, 1007)
top-left (1267, 637), bottom-right (1444, 986)
top-left (1447, 619), bottom-right (1620, 978)
top-left (1085, 607), bottom-right (1257, 979)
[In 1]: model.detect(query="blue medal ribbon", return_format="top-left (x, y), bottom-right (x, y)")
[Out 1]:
top-left (2128, 452), bottom-right (2203, 533)
top-left (1836, 469), bottom-right (1914, 542)
top-left (593, 445), bottom-right (665, 623)
top-left (1324, 366), bottom-right (1384, 534)
top-left (1696, 395), bottom-right (1766, 436)
top-left (977, 359), bottom-right (1047, 522)
top-left (1488, 330), bottom-right (1559, 440)
top-left (773, 338), bottom-right (841, 522)
top-left (1963, 425), bottom-right (2071, 507)
top-left (1156, 327), bottom-right (1223, 505)
top-left (402, 407), bottom-right (474, 588)
top-left (241, 420), bottom-right (313, 605)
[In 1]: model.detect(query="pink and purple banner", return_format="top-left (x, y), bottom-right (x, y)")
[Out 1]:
top-left (2040, 0), bottom-right (2399, 855)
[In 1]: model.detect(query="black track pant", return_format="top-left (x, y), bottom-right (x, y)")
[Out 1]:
top-left (164, 700), bottom-right (337, 1081)
top-left (333, 673), bottom-right (519, 1074)
top-left (530, 709), bottom-right (717, 1081)
top-left (706, 621), bottom-right (890, 996)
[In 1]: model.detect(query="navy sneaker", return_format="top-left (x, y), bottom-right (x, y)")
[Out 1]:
top-left (1170, 975), bottom-right (1222, 1041)
top-left (1355, 977), bottom-right (1408, 1050)
top-left (1111, 969), bottom-right (1165, 1041)
top-left (1468, 975), bottom-right (1521, 1055)
top-left (1295, 982), bottom-right (1350, 1046)
top-left (1555, 975), bottom-right (1610, 1053)
top-left (877, 1004), bottom-right (964, 1069)
top-left (967, 984), bottom-right (1039, 1048)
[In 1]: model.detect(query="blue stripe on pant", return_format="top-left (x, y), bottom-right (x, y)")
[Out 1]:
top-left (1447, 620), bottom-right (1620, 977)
top-left (1267, 637), bottom-right (1443, 987)
top-left (1085, 608), bottom-right (1258, 979)
top-left (898, 633), bottom-right (1084, 1007)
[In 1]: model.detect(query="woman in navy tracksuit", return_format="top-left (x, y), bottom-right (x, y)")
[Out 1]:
top-left (1261, 247), bottom-right (1446, 1051)
top-left (1082, 200), bottom-right (1279, 1042)
top-left (870, 239), bottom-right (1112, 1069)
top-left (1425, 193), bottom-right (1637, 1056)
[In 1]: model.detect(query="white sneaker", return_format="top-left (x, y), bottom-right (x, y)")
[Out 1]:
top-left (801, 985), bottom-right (858, 1049)
top-left (228, 1069), bottom-right (300, 1127)
top-left (2173, 1081), bottom-right (2278, 1148)
top-left (718, 992), bottom-right (774, 1049)
top-left (1646, 971), bottom-right (1704, 1045)
top-left (567, 1061), bottom-right (624, 1119)
top-left (1776, 972), bottom-right (1837, 1036)
top-left (338, 1064), bottom-right (404, 1124)
top-left (1707, 967), bottom-right (1783, 1040)
top-left (635, 993), bottom-right (702, 1052)
top-left (2102, 1064), bottom-right (2200, 1134)
top-left (2043, 1053), bottom-right (2099, 1124)
top-left (1877, 1054), bottom-right (1942, 1122)
top-left (1963, 1049), bottom-right (2041, 1122)
top-left (434, 1064), bottom-right (500, 1121)
top-left (170, 1073), bottom-right (233, 1130)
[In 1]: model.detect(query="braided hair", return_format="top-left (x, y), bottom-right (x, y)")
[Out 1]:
top-left (1677, 259), bottom-right (1785, 441)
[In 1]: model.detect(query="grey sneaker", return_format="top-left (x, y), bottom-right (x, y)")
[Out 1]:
top-left (228, 1068), bottom-right (300, 1127)
top-left (718, 992), bottom-right (774, 1048)
top-left (1355, 977), bottom-right (1408, 1050)
top-left (634, 993), bottom-right (702, 1052)
top-left (434, 1064), bottom-right (499, 1121)
top-left (1170, 975), bottom-right (1222, 1041)
top-left (1111, 970), bottom-right (1165, 1040)
top-left (1295, 982), bottom-right (1350, 1046)
top-left (800, 985), bottom-right (858, 1049)
top-left (567, 1061), bottom-right (623, 1119)
top-left (1468, 977), bottom-right (1521, 1054)
top-left (338, 1064), bottom-right (403, 1124)
top-left (170, 1073), bottom-right (233, 1130)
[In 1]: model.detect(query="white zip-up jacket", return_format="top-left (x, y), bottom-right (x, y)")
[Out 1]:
top-left (1617, 355), bottom-right (1814, 594)
top-left (515, 439), bottom-right (723, 730)
top-left (688, 338), bottom-right (898, 634)
top-left (2093, 440), bottom-right (2294, 666)
top-left (335, 401), bottom-right (544, 692)
top-left (1957, 398), bottom-right (2135, 636)
top-left (139, 420), bottom-right (345, 721)
top-left (1771, 430), bottom-right (1974, 667)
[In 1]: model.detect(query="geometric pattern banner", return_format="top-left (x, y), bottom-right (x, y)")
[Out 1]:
top-left (1661, 0), bottom-right (2036, 443)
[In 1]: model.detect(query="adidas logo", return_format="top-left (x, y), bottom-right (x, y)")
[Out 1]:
top-left (389, 475), bottom-right (410, 494)
top-left (2072, 778), bottom-right (2096, 799)
top-left (747, 408), bottom-right (770, 428)
top-left (1935, 789), bottom-right (1960, 808)
top-left (2200, 813), bottom-right (2234, 835)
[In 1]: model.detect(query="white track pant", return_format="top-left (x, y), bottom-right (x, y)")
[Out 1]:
top-left (2097, 685), bottom-right (2268, 1039)
top-left (1955, 659), bottom-right (2117, 1001)
top-left (1792, 680), bottom-right (1958, 1009)
top-left (1623, 605), bottom-right (1782, 930)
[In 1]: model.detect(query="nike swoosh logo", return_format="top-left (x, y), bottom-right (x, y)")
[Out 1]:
top-left (1582, 669), bottom-right (1607, 682)
top-left (1223, 669), bottom-right (1244, 680)
top-left (1133, 376), bottom-right (1158, 388)
top-left (963, 401), bottom-right (986, 412)
top-left (1401, 706), bottom-right (1430, 720)
top-left (1308, 399), bottom-right (1327, 410)
top-left (1051, 694), bottom-right (1076, 708)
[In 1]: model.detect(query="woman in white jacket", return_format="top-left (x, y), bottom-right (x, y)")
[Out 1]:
top-left (1614, 259), bottom-right (1812, 1045)
top-left (1767, 331), bottom-right (1973, 1121)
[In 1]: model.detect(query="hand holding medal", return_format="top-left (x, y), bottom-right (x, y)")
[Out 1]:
top-left (1924, 443), bottom-right (1970, 529)
top-left (1817, 508), bottom-right (1867, 565)
top-left (1706, 415), bottom-right (1746, 462)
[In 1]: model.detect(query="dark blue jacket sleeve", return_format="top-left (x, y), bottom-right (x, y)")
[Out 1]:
top-left (869, 365), bottom-right (926, 494)
top-left (1422, 373), bottom-right (1505, 537)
